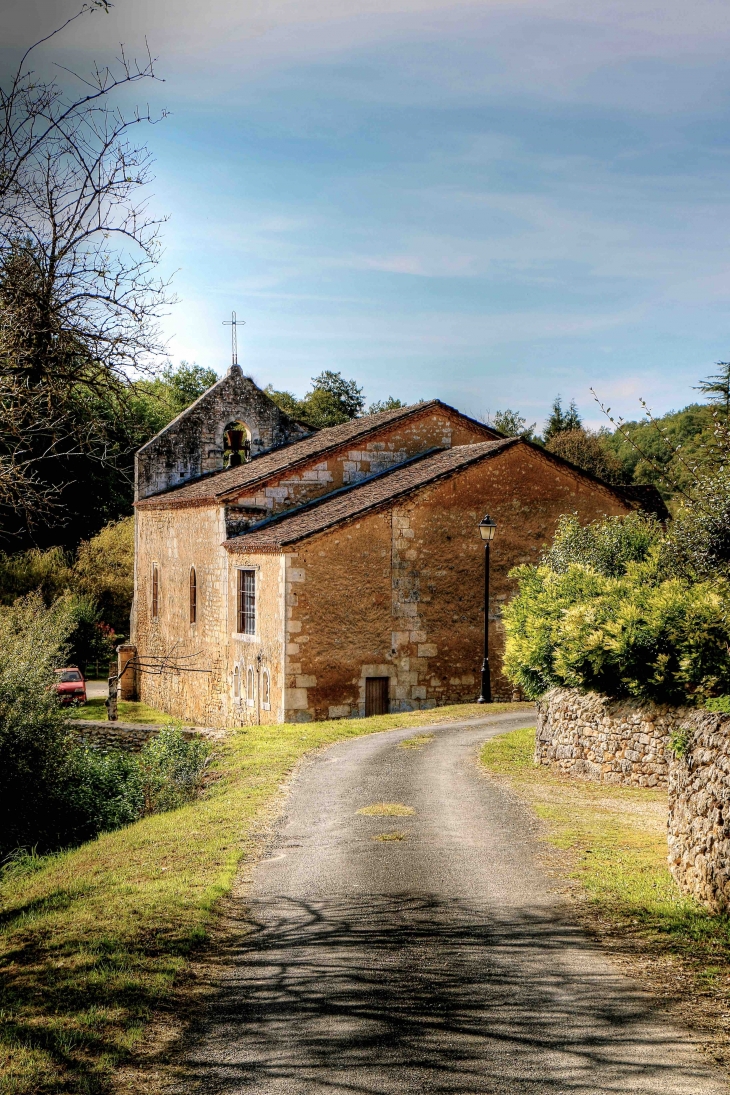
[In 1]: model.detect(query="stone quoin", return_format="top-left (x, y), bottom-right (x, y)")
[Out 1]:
top-left (130, 366), bottom-right (657, 727)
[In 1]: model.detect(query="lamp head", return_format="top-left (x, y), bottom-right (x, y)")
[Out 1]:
top-left (478, 513), bottom-right (497, 541)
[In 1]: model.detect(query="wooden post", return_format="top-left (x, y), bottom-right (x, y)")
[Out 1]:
top-left (106, 674), bottom-right (118, 721)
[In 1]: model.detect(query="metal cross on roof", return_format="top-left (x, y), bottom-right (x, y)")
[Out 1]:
top-left (222, 310), bottom-right (246, 367)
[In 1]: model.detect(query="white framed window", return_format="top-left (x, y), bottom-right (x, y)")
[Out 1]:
top-left (262, 668), bottom-right (271, 711)
top-left (246, 665), bottom-right (255, 707)
top-left (237, 569), bottom-right (256, 635)
top-left (233, 663), bottom-right (241, 702)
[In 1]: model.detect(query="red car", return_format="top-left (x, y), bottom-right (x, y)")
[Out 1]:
top-left (54, 667), bottom-right (87, 706)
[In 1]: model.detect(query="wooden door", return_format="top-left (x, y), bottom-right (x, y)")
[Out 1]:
top-left (365, 677), bottom-right (389, 717)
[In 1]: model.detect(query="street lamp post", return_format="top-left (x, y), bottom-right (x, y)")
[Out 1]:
top-left (477, 513), bottom-right (497, 704)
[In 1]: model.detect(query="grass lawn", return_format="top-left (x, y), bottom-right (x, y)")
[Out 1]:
top-left (0, 701), bottom-right (523, 1095)
top-left (481, 727), bottom-right (730, 1063)
top-left (71, 698), bottom-right (177, 724)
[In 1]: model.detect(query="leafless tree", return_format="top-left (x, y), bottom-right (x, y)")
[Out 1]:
top-left (0, 2), bottom-right (173, 528)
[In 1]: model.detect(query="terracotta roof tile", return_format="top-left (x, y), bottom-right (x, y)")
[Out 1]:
top-left (136, 400), bottom-right (499, 509)
top-left (225, 439), bottom-right (518, 552)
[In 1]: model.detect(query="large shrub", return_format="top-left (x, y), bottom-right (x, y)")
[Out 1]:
top-left (73, 516), bottom-right (134, 636)
top-left (0, 594), bottom-right (213, 857)
top-left (0, 594), bottom-right (75, 854)
top-left (542, 512), bottom-right (661, 576)
top-left (503, 512), bottom-right (730, 704)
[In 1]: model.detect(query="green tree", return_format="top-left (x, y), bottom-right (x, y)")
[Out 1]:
top-left (73, 516), bottom-right (134, 635)
top-left (545, 428), bottom-right (624, 482)
top-left (265, 371), bottom-right (366, 429)
top-left (696, 362), bottom-right (730, 423)
top-left (544, 396), bottom-right (581, 441)
top-left (490, 409), bottom-right (536, 440)
top-left (368, 397), bottom-right (406, 415)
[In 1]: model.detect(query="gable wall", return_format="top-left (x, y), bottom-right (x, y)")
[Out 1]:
top-left (227, 409), bottom-right (493, 527)
top-left (133, 505), bottom-right (286, 727)
top-left (133, 505), bottom-right (229, 724)
top-left (282, 445), bottom-right (632, 720)
top-left (136, 366), bottom-right (310, 501)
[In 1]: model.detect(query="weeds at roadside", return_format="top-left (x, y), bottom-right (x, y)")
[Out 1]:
top-left (357, 803), bottom-right (415, 816)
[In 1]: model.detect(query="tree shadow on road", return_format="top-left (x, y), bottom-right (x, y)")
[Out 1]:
top-left (164, 892), bottom-right (719, 1095)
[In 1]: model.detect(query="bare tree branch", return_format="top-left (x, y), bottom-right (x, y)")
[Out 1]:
top-left (0, 4), bottom-right (174, 531)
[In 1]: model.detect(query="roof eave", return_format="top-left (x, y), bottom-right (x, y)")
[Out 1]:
top-left (224, 437), bottom-right (519, 553)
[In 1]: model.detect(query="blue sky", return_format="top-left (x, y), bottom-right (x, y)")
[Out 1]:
top-left (5, 0), bottom-right (730, 430)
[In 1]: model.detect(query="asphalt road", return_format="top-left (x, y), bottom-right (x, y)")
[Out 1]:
top-left (171, 710), bottom-right (728, 1094)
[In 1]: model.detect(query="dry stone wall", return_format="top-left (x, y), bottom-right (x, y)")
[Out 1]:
top-left (536, 687), bottom-right (730, 913)
top-left (70, 719), bottom-right (225, 753)
top-left (668, 714), bottom-right (730, 912)
top-left (535, 688), bottom-right (674, 787)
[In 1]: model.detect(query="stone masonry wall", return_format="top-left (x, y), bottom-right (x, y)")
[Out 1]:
top-left (133, 504), bottom-right (231, 727)
top-left (668, 713), bottom-right (730, 912)
top-left (536, 687), bottom-right (730, 913)
top-left (535, 688), bottom-right (673, 787)
top-left (134, 504), bottom-right (286, 729)
top-left (136, 365), bottom-right (309, 500)
top-left (70, 719), bottom-right (225, 752)
top-left (279, 445), bottom-right (632, 721)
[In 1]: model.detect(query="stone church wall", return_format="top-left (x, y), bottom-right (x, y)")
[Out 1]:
top-left (133, 504), bottom-right (230, 726)
top-left (279, 444), bottom-right (631, 721)
top-left (134, 505), bottom-right (286, 728)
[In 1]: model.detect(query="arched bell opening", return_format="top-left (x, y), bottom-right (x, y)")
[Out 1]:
top-left (223, 421), bottom-right (251, 467)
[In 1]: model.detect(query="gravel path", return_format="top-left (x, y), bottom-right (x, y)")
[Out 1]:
top-left (171, 711), bottom-right (728, 1094)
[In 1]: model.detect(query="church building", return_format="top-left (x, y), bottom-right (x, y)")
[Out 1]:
top-left (129, 364), bottom-right (648, 727)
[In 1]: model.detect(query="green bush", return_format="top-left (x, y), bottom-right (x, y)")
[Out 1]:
top-left (60, 746), bottom-right (145, 844)
top-left (0, 593), bottom-right (76, 855)
top-left (542, 511), bottom-right (661, 576)
top-left (503, 513), bottom-right (730, 705)
top-left (139, 726), bottom-right (213, 814)
top-left (705, 695), bottom-right (730, 713)
top-left (0, 595), bottom-right (212, 857)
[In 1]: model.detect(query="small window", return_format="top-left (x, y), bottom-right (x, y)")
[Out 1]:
top-left (237, 569), bottom-right (256, 634)
top-left (152, 563), bottom-right (159, 619)
top-left (262, 668), bottom-right (271, 711)
top-left (246, 666), bottom-right (255, 707)
top-left (189, 567), bottom-right (197, 624)
top-left (233, 663), bottom-right (241, 701)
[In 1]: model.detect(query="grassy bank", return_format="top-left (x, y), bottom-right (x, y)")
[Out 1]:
top-left (1, 701), bottom-right (521, 1095)
top-left (480, 727), bottom-right (730, 1061)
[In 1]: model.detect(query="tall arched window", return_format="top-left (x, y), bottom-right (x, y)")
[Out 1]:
top-left (262, 668), bottom-right (271, 711)
top-left (151, 562), bottom-right (159, 619)
top-left (246, 666), bottom-right (255, 707)
top-left (189, 567), bottom-right (197, 624)
top-left (233, 664), bottom-right (241, 702)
